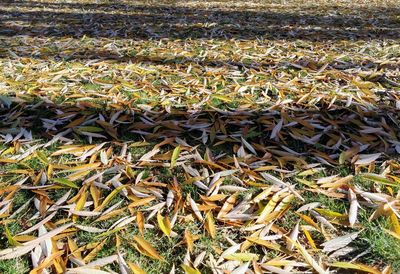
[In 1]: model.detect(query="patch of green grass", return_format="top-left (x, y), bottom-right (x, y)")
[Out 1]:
top-left (0, 222), bottom-right (23, 250)
top-left (12, 190), bottom-right (33, 209)
top-left (244, 127), bottom-right (263, 139)
top-left (129, 92), bottom-right (159, 106)
top-left (47, 188), bottom-right (72, 202)
top-left (82, 82), bottom-right (101, 91)
top-left (22, 157), bottom-right (47, 170)
top-left (4, 222), bottom-right (22, 236)
top-left (276, 208), bottom-right (301, 232)
top-left (335, 166), bottom-right (352, 177)
top-left (156, 165), bottom-right (196, 197)
top-left (75, 230), bottom-right (100, 245)
top-left (294, 196), bottom-right (400, 272)
top-left (129, 146), bottom-right (152, 160)
top-left (181, 182), bottom-right (202, 200)
top-left (1, 162), bottom-right (28, 173)
top-left (195, 232), bottom-right (224, 257)
top-left (210, 98), bottom-right (223, 107)
top-left (300, 191), bottom-right (347, 213)
top-left (96, 242), bottom-right (117, 259)
top-left (354, 211), bottom-right (400, 271)
top-left (207, 143), bottom-right (233, 156)
top-left (235, 186), bottom-right (258, 200)
top-left (226, 101), bottom-right (239, 109)
top-left (0, 258), bottom-right (30, 274)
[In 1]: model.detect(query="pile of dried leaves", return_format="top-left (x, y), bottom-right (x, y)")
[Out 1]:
top-left (0, 0), bottom-right (400, 273)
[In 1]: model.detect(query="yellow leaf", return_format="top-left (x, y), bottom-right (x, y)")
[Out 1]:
top-left (297, 213), bottom-right (320, 231)
top-left (170, 145), bottom-right (181, 168)
top-left (68, 237), bottom-right (82, 259)
top-left (13, 235), bottom-right (36, 242)
top-left (128, 197), bottom-right (155, 208)
top-left (36, 151), bottom-right (49, 165)
top-left (90, 184), bottom-right (100, 209)
top-left (384, 229), bottom-right (400, 240)
top-left (30, 250), bottom-right (64, 274)
top-left (126, 166), bottom-right (136, 179)
top-left (83, 240), bottom-right (107, 263)
top-left (95, 208), bottom-right (126, 222)
top-left (65, 116), bottom-right (86, 128)
top-left (205, 212), bottom-right (216, 239)
top-left (246, 237), bottom-right (283, 252)
top-left (52, 178), bottom-right (79, 189)
top-left (116, 235), bottom-right (121, 249)
top-left (288, 238), bottom-right (327, 274)
top-left (64, 163), bottom-right (101, 172)
top-left (68, 170), bottom-right (91, 181)
top-left (331, 262), bottom-right (381, 274)
top-left (297, 169), bottom-right (321, 176)
top-left (212, 94), bottom-right (232, 103)
top-left (360, 173), bottom-right (397, 186)
top-left (339, 146), bottom-right (359, 164)
top-left (132, 235), bottom-right (164, 261)
top-left (217, 193), bottom-right (237, 219)
top-left (224, 253), bottom-right (259, 261)
top-left (181, 264), bottom-right (201, 274)
top-left (390, 213), bottom-right (400, 234)
top-left (0, 158), bottom-right (18, 164)
top-left (314, 208), bottom-right (347, 219)
top-left (184, 229), bottom-right (195, 253)
top-left (157, 211), bottom-right (171, 238)
top-left (47, 164), bottom-right (54, 179)
top-left (5, 225), bottom-right (20, 246)
top-left (73, 190), bottom-right (88, 222)
top-left (128, 262), bottom-right (146, 274)
top-left (302, 227), bottom-right (317, 249)
top-left (137, 211), bottom-right (145, 235)
top-left (256, 192), bottom-right (281, 223)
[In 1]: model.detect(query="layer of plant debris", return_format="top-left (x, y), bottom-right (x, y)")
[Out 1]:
top-left (0, 0), bottom-right (399, 273)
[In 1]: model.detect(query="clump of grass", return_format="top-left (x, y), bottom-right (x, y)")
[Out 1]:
top-left (22, 157), bottom-right (47, 170)
top-left (129, 145), bottom-right (153, 160)
top-left (82, 82), bottom-right (101, 91)
top-left (181, 182), bottom-right (202, 200)
top-left (12, 190), bottom-right (33, 209)
top-left (0, 258), bottom-right (30, 274)
top-left (299, 191), bottom-right (400, 272)
top-left (354, 210), bottom-right (400, 271)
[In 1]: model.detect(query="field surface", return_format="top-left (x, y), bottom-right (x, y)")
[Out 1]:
top-left (0, 0), bottom-right (400, 273)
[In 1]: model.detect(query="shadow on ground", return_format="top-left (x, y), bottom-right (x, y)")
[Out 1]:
top-left (0, 0), bottom-right (399, 41)
top-left (0, 0), bottom-right (400, 163)
top-left (1, 97), bottom-right (399, 168)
